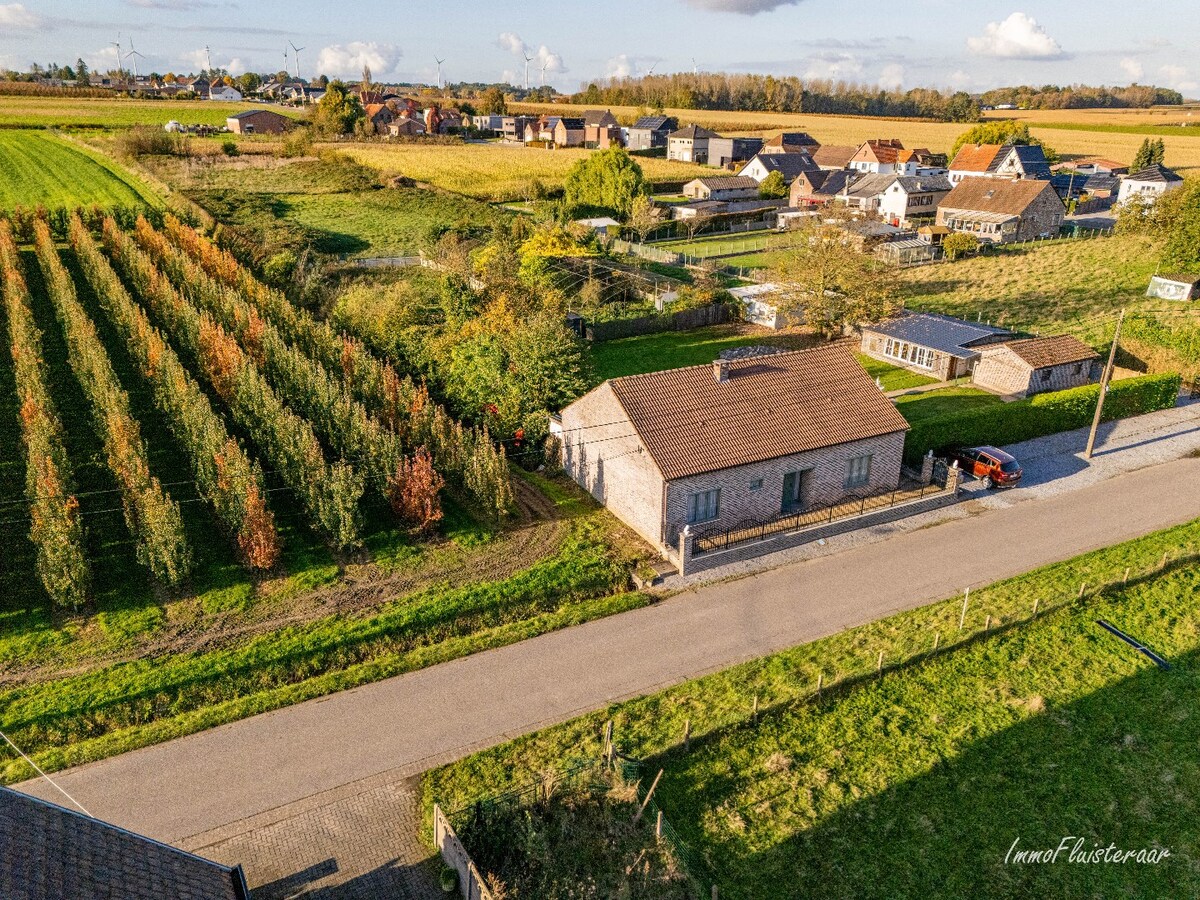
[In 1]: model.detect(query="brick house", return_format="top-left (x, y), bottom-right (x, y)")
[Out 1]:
top-left (788, 169), bottom-right (856, 207)
top-left (225, 109), bottom-right (293, 135)
top-left (860, 312), bottom-right (1014, 380)
top-left (762, 131), bottom-right (820, 154)
top-left (936, 178), bottom-right (1065, 243)
top-left (552, 345), bottom-right (909, 554)
top-left (972, 335), bottom-right (1100, 397)
top-left (553, 117), bottom-right (586, 147)
top-left (583, 109), bottom-right (622, 147)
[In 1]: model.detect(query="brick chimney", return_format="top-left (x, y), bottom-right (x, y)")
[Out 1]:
top-left (713, 358), bottom-right (730, 383)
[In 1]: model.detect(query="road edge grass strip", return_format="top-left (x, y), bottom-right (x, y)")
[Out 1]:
top-left (421, 515), bottom-right (1200, 835)
top-left (0, 585), bottom-right (647, 784)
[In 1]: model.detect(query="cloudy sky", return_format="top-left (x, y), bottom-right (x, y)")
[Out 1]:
top-left (3, 1), bottom-right (1198, 96)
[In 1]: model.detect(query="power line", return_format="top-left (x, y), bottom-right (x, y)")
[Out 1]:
top-left (0, 730), bottom-right (92, 817)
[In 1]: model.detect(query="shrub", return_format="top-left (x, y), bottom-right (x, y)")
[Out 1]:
top-left (388, 448), bottom-right (445, 533)
top-left (904, 373), bottom-right (1182, 464)
top-left (221, 140), bottom-right (240, 157)
top-left (942, 232), bottom-right (979, 260)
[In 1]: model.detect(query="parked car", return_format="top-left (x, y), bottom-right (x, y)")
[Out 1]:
top-left (939, 445), bottom-right (1023, 488)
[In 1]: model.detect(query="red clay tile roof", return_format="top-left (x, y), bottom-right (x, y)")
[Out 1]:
top-left (989, 335), bottom-right (1099, 368)
top-left (856, 139), bottom-right (906, 164)
top-left (607, 344), bottom-right (909, 480)
top-left (949, 143), bottom-right (1005, 172)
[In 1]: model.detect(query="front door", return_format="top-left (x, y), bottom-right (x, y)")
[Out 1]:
top-left (782, 469), bottom-right (810, 513)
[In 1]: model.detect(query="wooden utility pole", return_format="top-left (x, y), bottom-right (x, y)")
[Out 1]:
top-left (1085, 309), bottom-right (1125, 459)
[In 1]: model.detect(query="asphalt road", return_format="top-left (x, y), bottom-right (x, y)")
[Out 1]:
top-left (17, 455), bottom-right (1200, 844)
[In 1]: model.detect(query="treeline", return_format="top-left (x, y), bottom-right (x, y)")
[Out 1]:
top-left (573, 73), bottom-right (980, 121)
top-left (980, 84), bottom-right (1184, 109)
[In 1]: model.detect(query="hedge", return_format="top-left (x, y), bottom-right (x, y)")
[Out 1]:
top-left (903, 372), bottom-right (1181, 465)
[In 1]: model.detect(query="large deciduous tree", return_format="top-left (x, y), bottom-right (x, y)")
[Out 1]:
top-left (563, 147), bottom-right (648, 218)
top-left (950, 120), bottom-right (1056, 163)
top-left (311, 80), bottom-right (365, 135)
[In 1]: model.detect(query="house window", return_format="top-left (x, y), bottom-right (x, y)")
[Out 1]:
top-left (687, 489), bottom-right (721, 524)
top-left (749, 478), bottom-right (764, 491)
top-left (845, 455), bottom-right (873, 488)
top-left (1040, 369), bottom-right (1052, 383)
top-left (883, 339), bottom-right (933, 370)
top-left (1073, 363), bottom-right (1084, 375)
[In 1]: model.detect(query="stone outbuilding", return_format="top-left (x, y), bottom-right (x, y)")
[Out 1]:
top-left (551, 344), bottom-right (909, 555)
top-left (972, 336), bottom-right (1100, 398)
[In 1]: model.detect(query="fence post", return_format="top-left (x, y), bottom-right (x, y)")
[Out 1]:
top-left (1032, 598), bottom-right (1039, 618)
top-left (933, 631), bottom-right (940, 651)
top-left (656, 809), bottom-right (663, 841)
top-left (959, 588), bottom-right (970, 630)
top-left (633, 769), bottom-right (664, 824)
top-left (683, 719), bottom-right (690, 750)
top-left (1078, 582), bottom-right (1087, 598)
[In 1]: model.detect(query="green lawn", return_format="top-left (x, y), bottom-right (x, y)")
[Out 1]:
top-left (658, 230), bottom-right (801, 260)
top-left (0, 95), bottom-right (305, 129)
top-left (855, 353), bottom-right (940, 392)
top-left (894, 385), bottom-right (1005, 423)
top-left (0, 131), bottom-right (155, 210)
top-left (425, 518), bottom-right (1200, 899)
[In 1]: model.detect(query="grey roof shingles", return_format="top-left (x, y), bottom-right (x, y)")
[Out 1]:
top-left (749, 152), bottom-right (819, 179)
top-left (867, 312), bottom-right (1014, 358)
top-left (0, 788), bottom-right (248, 900)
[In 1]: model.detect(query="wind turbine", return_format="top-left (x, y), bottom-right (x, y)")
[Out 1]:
top-left (540, 60), bottom-right (549, 88)
top-left (125, 37), bottom-right (144, 80)
top-left (111, 35), bottom-right (123, 79)
top-left (523, 52), bottom-right (533, 90)
top-left (204, 45), bottom-right (214, 97)
top-left (290, 41), bottom-right (305, 81)
top-left (283, 46), bottom-right (289, 79)
top-left (692, 57), bottom-right (698, 76)
top-left (646, 62), bottom-right (658, 77)
top-left (435, 56), bottom-right (445, 90)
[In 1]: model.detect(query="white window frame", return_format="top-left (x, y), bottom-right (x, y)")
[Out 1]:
top-left (883, 338), bottom-right (934, 370)
top-left (686, 488), bottom-right (721, 524)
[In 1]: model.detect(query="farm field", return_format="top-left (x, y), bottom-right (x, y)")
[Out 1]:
top-left (425, 517), bottom-right (1200, 899)
top-left (0, 95), bottom-right (305, 129)
top-left (145, 153), bottom-right (503, 257)
top-left (0, 131), bottom-right (156, 210)
top-left (511, 102), bottom-right (1200, 173)
top-left (339, 141), bottom-right (713, 201)
top-left (0, 211), bottom-right (649, 781)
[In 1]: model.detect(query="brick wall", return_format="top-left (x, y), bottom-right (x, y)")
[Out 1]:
top-left (974, 348), bottom-right (1097, 397)
top-left (560, 383), bottom-right (667, 549)
top-left (665, 430), bottom-right (905, 540)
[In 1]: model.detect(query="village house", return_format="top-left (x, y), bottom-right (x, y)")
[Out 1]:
top-left (739, 151), bottom-right (820, 185)
top-left (625, 115), bottom-right (677, 151)
top-left (860, 311), bottom-right (1014, 380)
top-left (849, 140), bottom-right (937, 176)
top-left (835, 174), bottom-right (952, 226)
top-left (668, 124), bottom-right (720, 164)
top-left (208, 85), bottom-right (243, 102)
top-left (947, 143), bottom-right (1005, 184)
top-left (936, 178), bottom-right (1065, 243)
top-left (1055, 157), bottom-right (1128, 176)
top-left (364, 103), bottom-right (395, 132)
top-left (388, 118), bottom-right (427, 137)
top-left (583, 109), bottom-right (622, 148)
top-left (811, 144), bottom-right (858, 171)
top-left (552, 344), bottom-right (909, 555)
top-left (553, 117), bottom-right (587, 147)
top-left (1082, 173), bottom-right (1120, 199)
top-left (1117, 164), bottom-right (1184, 205)
top-left (682, 175), bottom-right (761, 201)
top-left (972, 335), bottom-right (1100, 398)
top-left (761, 132), bottom-right (820, 154)
top-left (225, 109), bottom-right (293, 135)
top-left (788, 169), bottom-right (857, 208)
top-left (501, 115), bottom-right (535, 142)
top-left (990, 143), bottom-right (1052, 180)
top-left (525, 114), bottom-right (560, 143)
top-left (709, 136), bottom-right (764, 168)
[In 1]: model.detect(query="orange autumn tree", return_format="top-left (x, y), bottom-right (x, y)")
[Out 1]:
top-left (388, 448), bottom-right (444, 533)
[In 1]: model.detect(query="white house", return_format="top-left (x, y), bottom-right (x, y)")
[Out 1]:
top-left (208, 86), bottom-right (243, 102)
top-left (1118, 164), bottom-right (1183, 206)
top-left (876, 175), bottom-right (953, 226)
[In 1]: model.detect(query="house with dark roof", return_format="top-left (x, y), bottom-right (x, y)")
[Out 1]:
top-left (552, 344), bottom-right (909, 555)
top-left (1082, 173), bottom-right (1120, 199)
top-left (683, 175), bottom-right (761, 201)
top-left (835, 172), bottom-right (952, 223)
top-left (811, 144), bottom-right (858, 171)
top-left (626, 115), bottom-right (677, 151)
top-left (788, 169), bottom-right (856, 207)
top-left (739, 151), bottom-right (820, 184)
top-left (583, 109), bottom-right (622, 148)
top-left (936, 179), bottom-right (1065, 243)
top-left (762, 132), bottom-right (820, 154)
top-left (708, 136), bottom-right (764, 168)
top-left (0, 787), bottom-right (250, 900)
top-left (225, 109), bottom-right (293, 135)
top-left (860, 312), bottom-right (1015, 381)
top-left (553, 117), bottom-right (586, 147)
top-left (668, 124), bottom-right (720, 164)
top-left (972, 336), bottom-right (1100, 397)
top-left (1118, 164), bottom-right (1183, 205)
top-left (990, 144), bottom-right (1053, 180)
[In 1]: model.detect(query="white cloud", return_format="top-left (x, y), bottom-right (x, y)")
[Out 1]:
top-left (179, 48), bottom-right (246, 74)
top-left (1158, 64), bottom-right (1199, 93)
top-left (315, 42), bottom-right (403, 81)
top-left (496, 31), bottom-right (565, 84)
top-left (948, 69), bottom-right (973, 89)
top-left (1120, 57), bottom-right (1144, 81)
top-left (967, 12), bottom-right (1065, 60)
top-left (803, 53), bottom-right (864, 81)
top-left (0, 3), bottom-right (41, 28)
top-left (878, 63), bottom-right (905, 91)
top-left (606, 54), bottom-right (634, 79)
top-left (683, 0), bottom-right (802, 13)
